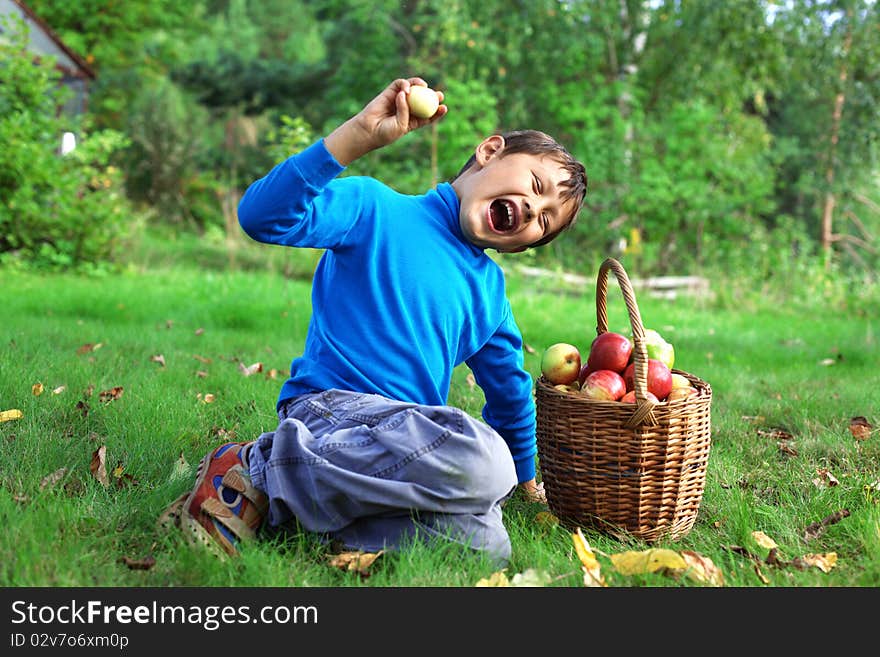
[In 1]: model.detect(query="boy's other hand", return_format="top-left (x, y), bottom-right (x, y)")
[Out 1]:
top-left (519, 479), bottom-right (546, 504)
top-left (326, 78), bottom-right (447, 165)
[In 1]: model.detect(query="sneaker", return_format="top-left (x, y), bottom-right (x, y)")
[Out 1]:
top-left (177, 442), bottom-right (268, 558)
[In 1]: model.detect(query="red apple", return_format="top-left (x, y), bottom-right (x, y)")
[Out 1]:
top-left (620, 390), bottom-right (660, 404)
top-left (623, 358), bottom-right (673, 400)
top-left (586, 332), bottom-right (633, 374)
top-left (541, 342), bottom-right (581, 385)
top-left (577, 361), bottom-right (594, 386)
top-left (580, 369), bottom-right (626, 401)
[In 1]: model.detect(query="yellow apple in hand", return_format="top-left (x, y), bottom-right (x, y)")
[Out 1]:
top-left (407, 85), bottom-right (440, 119)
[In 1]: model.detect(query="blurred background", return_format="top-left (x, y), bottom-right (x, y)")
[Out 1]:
top-left (1, 0), bottom-right (878, 303)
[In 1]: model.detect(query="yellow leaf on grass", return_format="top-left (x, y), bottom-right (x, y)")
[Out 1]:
top-left (680, 550), bottom-right (725, 586)
top-left (510, 568), bottom-right (552, 587)
top-left (327, 550), bottom-right (384, 576)
top-left (0, 409), bottom-right (23, 422)
top-left (475, 570), bottom-right (510, 587)
top-left (798, 552), bottom-right (837, 573)
top-left (32, 383), bottom-right (44, 396)
top-left (611, 548), bottom-right (687, 575)
top-left (752, 530), bottom-right (778, 550)
top-left (573, 528), bottom-right (606, 587)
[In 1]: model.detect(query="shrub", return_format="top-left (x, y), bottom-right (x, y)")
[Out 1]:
top-left (0, 15), bottom-right (133, 271)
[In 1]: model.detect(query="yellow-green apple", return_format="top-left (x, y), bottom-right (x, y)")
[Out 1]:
top-left (666, 386), bottom-right (698, 402)
top-left (639, 328), bottom-right (675, 369)
top-left (541, 343), bottom-right (581, 385)
top-left (580, 369), bottom-right (626, 401)
top-left (586, 331), bottom-right (633, 375)
top-left (623, 358), bottom-right (673, 400)
top-left (407, 85), bottom-right (440, 119)
top-left (670, 373), bottom-right (692, 390)
top-left (620, 390), bottom-right (660, 404)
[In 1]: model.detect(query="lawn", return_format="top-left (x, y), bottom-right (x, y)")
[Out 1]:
top-left (1, 248), bottom-right (878, 587)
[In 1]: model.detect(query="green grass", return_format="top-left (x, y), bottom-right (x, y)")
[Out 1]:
top-left (1, 249), bottom-right (878, 587)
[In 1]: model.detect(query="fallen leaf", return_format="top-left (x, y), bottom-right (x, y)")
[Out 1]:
top-left (195, 328), bottom-right (205, 336)
top-left (165, 320), bottom-right (174, 329)
top-left (77, 342), bottom-right (103, 354)
top-left (238, 362), bottom-right (263, 377)
top-left (90, 445), bottom-right (109, 487)
top-left (40, 467), bottom-right (68, 490)
top-left (52, 385), bottom-right (66, 395)
top-left (510, 568), bottom-right (553, 587)
top-left (524, 343), bottom-right (536, 354)
top-left (741, 415), bottom-right (766, 423)
top-left (475, 570), bottom-right (510, 587)
top-left (802, 509), bottom-right (850, 542)
top-left (754, 563), bottom-right (770, 584)
top-left (150, 354), bottom-right (166, 367)
top-left (535, 511), bottom-right (559, 528)
top-left (752, 530), bottom-right (778, 550)
top-left (818, 358), bottom-right (835, 366)
top-left (812, 468), bottom-right (839, 487)
top-left (849, 416), bottom-right (873, 441)
top-left (573, 528), bottom-right (606, 587)
top-left (757, 427), bottom-right (794, 441)
top-left (0, 409), bottom-right (23, 423)
top-left (680, 550), bottom-right (725, 586)
top-left (32, 382), bottom-right (44, 396)
top-left (465, 372), bottom-right (476, 389)
top-left (196, 370), bottom-right (208, 378)
top-left (611, 548), bottom-right (687, 576)
top-left (793, 552), bottom-right (837, 573)
top-left (198, 393), bottom-right (216, 404)
top-left (266, 368), bottom-right (281, 380)
top-left (119, 555), bottom-right (156, 571)
top-left (327, 550), bottom-right (383, 576)
top-left (778, 442), bottom-right (799, 456)
top-left (193, 355), bottom-right (212, 364)
top-left (170, 453), bottom-right (191, 481)
top-left (98, 386), bottom-right (124, 403)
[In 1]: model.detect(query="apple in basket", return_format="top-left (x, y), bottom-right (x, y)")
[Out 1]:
top-left (541, 343), bottom-right (581, 385)
top-left (580, 369), bottom-right (626, 401)
top-left (586, 331), bottom-right (633, 374)
top-left (623, 358), bottom-right (673, 400)
top-left (620, 390), bottom-right (660, 404)
top-left (638, 328), bottom-right (675, 370)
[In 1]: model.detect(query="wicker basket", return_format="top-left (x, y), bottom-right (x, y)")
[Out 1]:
top-left (535, 258), bottom-right (712, 542)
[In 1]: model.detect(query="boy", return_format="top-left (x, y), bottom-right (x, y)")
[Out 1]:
top-left (166, 77), bottom-right (587, 566)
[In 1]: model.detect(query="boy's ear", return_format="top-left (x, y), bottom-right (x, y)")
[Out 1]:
top-left (474, 135), bottom-right (505, 167)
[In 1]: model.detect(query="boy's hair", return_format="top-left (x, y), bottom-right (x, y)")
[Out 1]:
top-left (451, 130), bottom-right (588, 248)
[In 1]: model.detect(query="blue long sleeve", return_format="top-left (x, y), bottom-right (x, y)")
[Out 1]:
top-left (238, 139), bottom-right (537, 482)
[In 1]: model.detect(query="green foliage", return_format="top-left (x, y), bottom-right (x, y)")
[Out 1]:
top-left (123, 79), bottom-right (212, 227)
top-left (0, 17), bottom-right (133, 271)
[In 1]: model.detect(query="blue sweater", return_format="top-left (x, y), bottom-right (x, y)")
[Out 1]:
top-left (237, 139), bottom-right (537, 483)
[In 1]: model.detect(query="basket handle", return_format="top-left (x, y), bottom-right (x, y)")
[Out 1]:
top-left (596, 258), bottom-right (657, 427)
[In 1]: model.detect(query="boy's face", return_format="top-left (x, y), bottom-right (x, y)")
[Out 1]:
top-left (452, 136), bottom-right (577, 253)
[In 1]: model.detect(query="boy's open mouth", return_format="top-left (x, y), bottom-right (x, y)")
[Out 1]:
top-left (488, 199), bottom-right (518, 233)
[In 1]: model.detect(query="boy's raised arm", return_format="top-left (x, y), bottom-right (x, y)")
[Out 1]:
top-left (324, 77), bottom-right (447, 166)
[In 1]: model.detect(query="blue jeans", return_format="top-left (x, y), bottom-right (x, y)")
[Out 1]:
top-left (247, 389), bottom-right (518, 565)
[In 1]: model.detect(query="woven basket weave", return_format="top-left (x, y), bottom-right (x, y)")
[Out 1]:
top-left (535, 258), bottom-right (712, 542)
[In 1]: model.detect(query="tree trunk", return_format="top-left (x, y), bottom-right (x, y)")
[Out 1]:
top-left (820, 12), bottom-right (853, 261)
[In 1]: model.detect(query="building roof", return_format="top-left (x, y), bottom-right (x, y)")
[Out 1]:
top-left (2, 0), bottom-right (95, 79)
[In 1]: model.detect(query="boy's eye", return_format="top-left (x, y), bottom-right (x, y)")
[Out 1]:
top-left (533, 173), bottom-right (542, 194)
